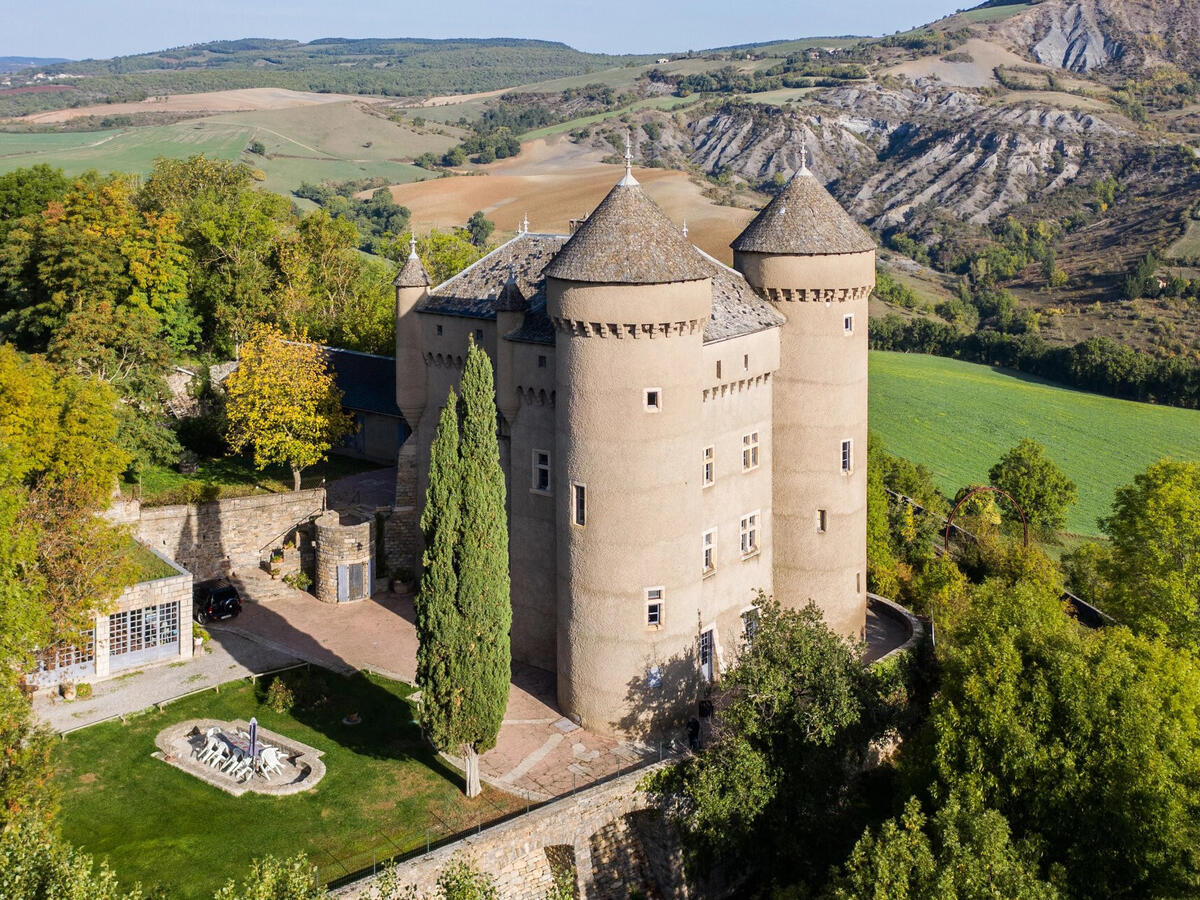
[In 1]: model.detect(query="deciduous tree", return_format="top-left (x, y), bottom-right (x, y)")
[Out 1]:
top-left (224, 324), bottom-right (354, 492)
top-left (987, 438), bottom-right (1077, 532)
top-left (1099, 458), bottom-right (1200, 649)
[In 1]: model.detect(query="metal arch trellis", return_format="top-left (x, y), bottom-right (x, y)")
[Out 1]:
top-left (944, 485), bottom-right (1029, 552)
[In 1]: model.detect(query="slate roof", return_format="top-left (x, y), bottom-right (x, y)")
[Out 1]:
top-left (393, 254), bottom-right (429, 287)
top-left (542, 179), bottom-right (713, 285)
top-left (321, 347), bottom-right (403, 418)
top-left (731, 167), bottom-right (875, 256)
top-left (419, 233), bottom-right (782, 345)
top-left (419, 234), bottom-right (565, 319)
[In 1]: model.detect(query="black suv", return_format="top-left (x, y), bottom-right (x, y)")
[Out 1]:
top-left (193, 580), bottom-right (242, 625)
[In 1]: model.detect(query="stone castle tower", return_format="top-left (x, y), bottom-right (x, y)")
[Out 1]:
top-left (392, 155), bottom-right (874, 736)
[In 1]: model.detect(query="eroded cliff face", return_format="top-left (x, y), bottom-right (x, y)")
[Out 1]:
top-left (995, 0), bottom-right (1200, 74)
top-left (656, 85), bottom-right (1128, 234)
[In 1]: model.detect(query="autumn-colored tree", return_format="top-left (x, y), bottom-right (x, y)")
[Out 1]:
top-left (224, 324), bottom-right (355, 491)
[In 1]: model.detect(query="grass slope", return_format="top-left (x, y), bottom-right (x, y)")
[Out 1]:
top-left (869, 351), bottom-right (1200, 535)
top-left (54, 670), bottom-right (522, 898)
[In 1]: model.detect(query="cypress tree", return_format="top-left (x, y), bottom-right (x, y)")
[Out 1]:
top-left (454, 340), bottom-right (512, 797)
top-left (414, 340), bottom-right (512, 797)
top-left (416, 391), bottom-right (465, 768)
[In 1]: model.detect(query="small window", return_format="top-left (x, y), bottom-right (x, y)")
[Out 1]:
top-left (703, 529), bottom-right (716, 574)
top-left (436, 325), bottom-right (444, 336)
top-left (703, 446), bottom-right (714, 487)
top-left (742, 607), bottom-right (760, 641)
top-left (841, 439), bottom-right (852, 473)
top-left (817, 509), bottom-right (827, 533)
top-left (742, 432), bottom-right (760, 471)
top-left (699, 628), bottom-right (715, 681)
top-left (532, 450), bottom-right (551, 494)
top-left (646, 588), bottom-right (663, 628)
top-left (716, 360), bottom-right (722, 379)
top-left (474, 328), bottom-right (484, 343)
top-left (740, 512), bottom-right (759, 556)
top-left (572, 483), bottom-right (586, 527)
top-left (857, 572), bottom-right (862, 593)
top-left (844, 313), bottom-right (854, 335)
top-left (743, 354), bottom-right (749, 370)
top-left (644, 388), bottom-right (661, 412)
top-left (537, 354), bottom-right (547, 368)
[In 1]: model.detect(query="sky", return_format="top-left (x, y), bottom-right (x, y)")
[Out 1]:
top-left (5, 0), bottom-right (970, 60)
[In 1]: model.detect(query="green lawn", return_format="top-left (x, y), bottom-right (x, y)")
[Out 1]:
top-left (869, 351), bottom-right (1200, 535)
top-left (124, 454), bottom-right (385, 507)
top-left (54, 669), bottom-right (522, 898)
top-left (122, 539), bottom-right (180, 583)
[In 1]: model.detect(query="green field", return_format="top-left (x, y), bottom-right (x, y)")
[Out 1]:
top-left (1167, 218), bottom-right (1200, 259)
top-left (54, 669), bottom-right (521, 898)
top-left (0, 102), bottom-right (443, 195)
top-left (869, 351), bottom-right (1200, 535)
top-left (520, 94), bottom-right (702, 140)
top-left (955, 2), bottom-right (1036, 24)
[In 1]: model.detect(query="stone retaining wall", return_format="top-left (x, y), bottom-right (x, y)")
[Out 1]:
top-left (124, 488), bottom-right (327, 582)
top-left (333, 763), bottom-right (688, 900)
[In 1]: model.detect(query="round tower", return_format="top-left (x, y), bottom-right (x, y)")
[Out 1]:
top-left (545, 161), bottom-right (712, 736)
top-left (731, 161), bottom-right (875, 640)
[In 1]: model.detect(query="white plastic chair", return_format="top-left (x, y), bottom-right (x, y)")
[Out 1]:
top-left (259, 746), bottom-right (284, 779)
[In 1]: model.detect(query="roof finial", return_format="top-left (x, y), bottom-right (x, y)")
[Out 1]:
top-left (521, 212), bottom-right (530, 235)
top-left (682, 220), bottom-right (688, 238)
top-left (408, 232), bottom-right (418, 260)
top-left (617, 131), bottom-right (639, 186)
top-left (799, 134), bottom-right (810, 175)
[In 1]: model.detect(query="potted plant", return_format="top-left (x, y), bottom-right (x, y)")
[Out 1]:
top-left (60, 681), bottom-right (76, 701)
top-left (269, 548), bottom-right (283, 579)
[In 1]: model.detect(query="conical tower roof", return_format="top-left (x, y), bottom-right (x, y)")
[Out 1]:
top-left (394, 236), bottom-right (430, 287)
top-left (544, 168), bottom-right (711, 285)
top-left (494, 276), bottom-right (528, 312)
top-left (731, 166), bottom-right (874, 256)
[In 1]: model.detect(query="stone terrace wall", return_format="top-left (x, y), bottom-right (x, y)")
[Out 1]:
top-left (333, 763), bottom-right (689, 900)
top-left (131, 488), bottom-right (326, 581)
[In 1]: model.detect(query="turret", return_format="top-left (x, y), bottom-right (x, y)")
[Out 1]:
top-left (545, 155), bottom-right (713, 735)
top-left (494, 276), bottom-right (527, 427)
top-left (395, 234), bottom-right (430, 426)
top-left (731, 156), bottom-right (875, 641)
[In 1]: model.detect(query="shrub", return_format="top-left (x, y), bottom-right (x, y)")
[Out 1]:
top-left (266, 677), bottom-right (295, 714)
top-left (283, 571), bottom-right (312, 591)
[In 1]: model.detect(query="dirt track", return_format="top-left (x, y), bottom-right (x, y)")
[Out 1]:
top-left (384, 135), bottom-right (754, 263)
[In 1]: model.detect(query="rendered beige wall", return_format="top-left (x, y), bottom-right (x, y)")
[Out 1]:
top-left (550, 277), bottom-right (710, 736)
top-left (735, 250), bottom-right (874, 641)
top-left (698, 328), bottom-right (778, 675)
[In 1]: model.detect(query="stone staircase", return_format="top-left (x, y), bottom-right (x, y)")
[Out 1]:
top-left (230, 565), bottom-right (307, 605)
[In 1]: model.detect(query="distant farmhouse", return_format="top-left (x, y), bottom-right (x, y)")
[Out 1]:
top-left (391, 150), bottom-right (875, 736)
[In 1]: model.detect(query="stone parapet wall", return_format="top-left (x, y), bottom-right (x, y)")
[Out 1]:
top-left (333, 763), bottom-right (688, 900)
top-left (130, 488), bottom-right (326, 582)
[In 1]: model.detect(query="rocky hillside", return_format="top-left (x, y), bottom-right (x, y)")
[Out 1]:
top-left (994, 0), bottom-right (1200, 74)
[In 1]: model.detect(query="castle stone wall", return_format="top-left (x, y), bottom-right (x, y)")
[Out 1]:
top-left (131, 488), bottom-right (327, 582)
top-left (332, 763), bottom-right (687, 900)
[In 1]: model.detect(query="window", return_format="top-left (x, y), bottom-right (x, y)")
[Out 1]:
top-left (699, 629), bottom-right (715, 681)
top-left (646, 588), bottom-right (663, 628)
top-left (844, 313), bottom-right (854, 334)
top-left (532, 450), bottom-right (551, 494)
top-left (537, 354), bottom-right (547, 368)
top-left (572, 482), bottom-right (586, 527)
top-left (742, 608), bottom-right (760, 641)
top-left (703, 529), bottom-right (716, 574)
top-left (841, 439), bottom-right (853, 473)
top-left (740, 512), bottom-right (759, 556)
top-left (703, 446), bottom-right (714, 486)
top-left (817, 509), bottom-right (827, 533)
top-left (743, 354), bottom-right (749, 370)
top-left (436, 325), bottom-right (443, 336)
top-left (716, 360), bottom-right (722, 379)
top-left (644, 388), bottom-right (661, 411)
top-left (742, 432), bottom-right (760, 471)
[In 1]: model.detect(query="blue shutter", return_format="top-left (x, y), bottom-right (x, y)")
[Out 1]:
top-left (337, 565), bottom-right (349, 603)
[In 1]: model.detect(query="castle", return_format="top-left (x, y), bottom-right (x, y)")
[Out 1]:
top-left (393, 152), bottom-right (875, 737)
